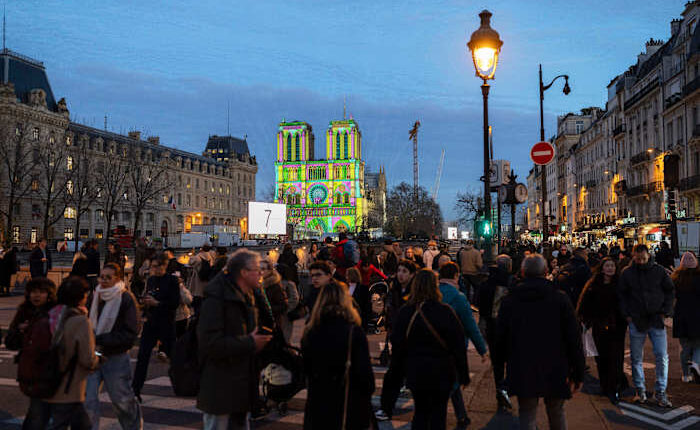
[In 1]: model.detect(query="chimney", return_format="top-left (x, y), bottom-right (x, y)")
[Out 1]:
top-left (147, 136), bottom-right (160, 145)
top-left (128, 131), bottom-right (141, 141)
top-left (671, 19), bottom-right (681, 36)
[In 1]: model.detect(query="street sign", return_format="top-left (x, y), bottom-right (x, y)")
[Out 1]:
top-left (530, 141), bottom-right (555, 165)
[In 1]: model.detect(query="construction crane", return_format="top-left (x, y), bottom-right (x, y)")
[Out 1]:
top-left (409, 120), bottom-right (421, 198)
top-left (432, 148), bottom-right (445, 200)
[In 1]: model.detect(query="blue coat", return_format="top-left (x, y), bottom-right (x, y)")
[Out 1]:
top-left (439, 282), bottom-right (487, 355)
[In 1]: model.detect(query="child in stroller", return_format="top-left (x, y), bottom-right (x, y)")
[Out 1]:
top-left (367, 281), bottom-right (389, 335)
top-left (259, 338), bottom-right (305, 415)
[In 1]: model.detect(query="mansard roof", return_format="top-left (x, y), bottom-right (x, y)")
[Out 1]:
top-left (0, 48), bottom-right (58, 111)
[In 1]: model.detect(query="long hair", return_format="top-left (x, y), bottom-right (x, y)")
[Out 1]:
top-left (408, 268), bottom-right (442, 305)
top-left (576, 256), bottom-right (617, 314)
top-left (303, 281), bottom-right (361, 338)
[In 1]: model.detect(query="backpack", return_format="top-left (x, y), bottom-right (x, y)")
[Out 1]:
top-left (168, 319), bottom-right (200, 397)
top-left (342, 240), bottom-right (360, 268)
top-left (197, 258), bottom-right (212, 282)
top-left (17, 314), bottom-right (79, 399)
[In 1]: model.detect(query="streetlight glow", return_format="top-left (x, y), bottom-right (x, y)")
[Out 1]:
top-left (467, 10), bottom-right (503, 81)
top-left (474, 47), bottom-right (497, 76)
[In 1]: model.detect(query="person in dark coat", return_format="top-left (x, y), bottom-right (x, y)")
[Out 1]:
top-left (197, 249), bottom-right (272, 430)
top-left (655, 241), bottom-right (674, 270)
top-left (104, 242), bottom-right (126, 272)
top-left (576, 257), bottom-right (628, 404)
top-left (0, 246), bottom-right (18, 296)
top-left (477, 254), bottom-right (514, 411)
top-left (70, 251), bottom-right (90, 280)
top-left (164, 248), bottom-right (184, 276)
top-left (390, 268), bottom-right (469, 429)
top-left (555, 247), bottom-right (591, 305)
top-left (346, 267), bottom-right (371, 331)
top-left (85, 263), bottom-right (142, 429)
top-left (84, 240), bottom-right (101, 289)
top-left (29, 238), bottom-right (52, 279)
top-left (671, 252), bottom-right (700, 382)
top-left (277, 243), bottom-right (299, 284)
top-left (132, 252), bottom-right (181, 401)
top-left (302, 279), bottom-right (374, 430)
top-left (495, 254), bottom-right (585, 430)
top-left (617, 244), bottom-right (674, 406)
top-left (7, 278), bottom-right (57, 428)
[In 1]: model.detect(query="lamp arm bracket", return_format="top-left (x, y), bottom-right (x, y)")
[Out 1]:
top-left (542, 74), bottom-right (569, 92)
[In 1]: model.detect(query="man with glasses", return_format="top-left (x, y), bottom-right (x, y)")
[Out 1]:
top-left (132, 253), bottom-right (181, 402)
top-left (197, 249), bottom-right (273, 430)
top-left (306, 261), bottom-right (335, 313)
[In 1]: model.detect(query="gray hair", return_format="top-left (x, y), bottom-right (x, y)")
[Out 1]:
top-left (226, 248), bottom-right (260, 279)
top-left (495, 254), bottom-right (512, 273)
top-left (521, 253), bottom-right (547, 278)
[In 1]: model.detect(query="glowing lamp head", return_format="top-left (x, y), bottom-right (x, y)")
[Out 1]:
top-left (467, 10), bottom-right (503, 81)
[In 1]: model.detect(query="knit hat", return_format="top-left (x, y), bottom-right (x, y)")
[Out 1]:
top-left (680, 251), bottom-right (698, 269)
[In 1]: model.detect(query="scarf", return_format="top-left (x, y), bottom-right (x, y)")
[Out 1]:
top-left (89, 281), bottom-right (125, 336)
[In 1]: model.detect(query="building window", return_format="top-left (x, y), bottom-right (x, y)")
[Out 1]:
top-left (64, 207), bottom-right (77, 219)
top-left (336, 132), bottom-right (341, 159)
top-left (186, 194), bottom-right (191, 207)
top-left (343, 131), bottom-right (349, 158)
top-left (177, 193), bottom-right (182, 206)
top-left (66, 180), bottom-right (74, 195)
top-left (66, 135), bottom-right (72, 146)
top-left (31, 179), bottom-right (39, 191)
top-left (196, 195), bottom-right (200, 207)
top-left (96, 210), bottom-right (104, 221)
top-left (12, 226), bottom-right (20, 243)
top-left (79, 229), bottom-right (89, 239)
top-left (295, 134), bottom-right (300, 161)
top-left (30, 227), bottom-right (38, 244)
top-left (66, 156), bottom-right (73, 171)
top-left (95, 229), bottom-right (103, 239)
top-left (286, 134), bottom-right (292, 161)
top-left (33, 128), bottom-right (39, 140)
top-left (64, 228), bottom-right (74, 241)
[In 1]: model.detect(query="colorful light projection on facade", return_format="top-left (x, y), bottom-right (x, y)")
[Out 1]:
top-left (274, 119), bottom-right (366, 234)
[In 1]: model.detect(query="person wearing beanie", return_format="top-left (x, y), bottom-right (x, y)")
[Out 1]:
top-left (671, 252), bottom-right (700, 383)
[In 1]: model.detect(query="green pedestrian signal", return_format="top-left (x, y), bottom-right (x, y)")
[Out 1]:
top-left (475, 218), bottom-right (493, 239)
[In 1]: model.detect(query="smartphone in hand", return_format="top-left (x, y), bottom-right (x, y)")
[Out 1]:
top-left (258, 326), bottom-right (274, 335)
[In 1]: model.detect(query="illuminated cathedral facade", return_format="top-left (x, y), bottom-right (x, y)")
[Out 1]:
top-left (274, 119), bottom-right (366, 235)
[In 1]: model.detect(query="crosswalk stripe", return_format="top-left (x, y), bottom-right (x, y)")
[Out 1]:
top-left (619, 402), bottom-right (694, 421)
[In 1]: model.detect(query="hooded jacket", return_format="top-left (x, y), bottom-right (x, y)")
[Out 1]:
top-left (439, 281), bottom-right (487, 355)
top-left (495, 277), bottom-right (585, 399)
top-left (458, 245), bottom-right (483, 276)
top-left (617, 261), bottom-right (674, 331)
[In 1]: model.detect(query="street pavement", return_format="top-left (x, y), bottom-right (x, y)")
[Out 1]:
top-left (1, 293), bottom-right (700, 429)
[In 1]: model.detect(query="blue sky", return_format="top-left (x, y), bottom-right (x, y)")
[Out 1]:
top-left (11, 0), bottom-right (688, 219)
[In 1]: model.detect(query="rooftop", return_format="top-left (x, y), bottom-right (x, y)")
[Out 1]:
top-left (0, 48), bottom-right (58, 111)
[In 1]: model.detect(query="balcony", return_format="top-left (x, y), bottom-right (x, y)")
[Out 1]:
top-left (612, 124), bottom-right (626, 137)
top-left (684, 75), bottom-right (700, 97)
top-left (614, 179), bottom-right (627, 195)
top-left (679, 174), bottom-right (700, 191)
top-left (625, 79), bottom-right (659, 110)
top-left (627, 181), bottom-right (662, 197)
top-left (630, 151), bottom-right (653, 166)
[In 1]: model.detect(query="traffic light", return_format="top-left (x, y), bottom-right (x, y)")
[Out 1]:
top-left (475, 218), bottom-right (493, 239)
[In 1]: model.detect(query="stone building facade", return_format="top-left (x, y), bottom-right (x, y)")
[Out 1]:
top-left (0, 48), bottom-right (257, 247)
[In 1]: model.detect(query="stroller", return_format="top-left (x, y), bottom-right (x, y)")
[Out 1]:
top-left (260, 340), bottom-right (305, 415)
top-left (367, 281), bottom-right (389, 335)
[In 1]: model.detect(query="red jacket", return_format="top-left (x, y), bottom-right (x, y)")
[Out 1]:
top-left (331, 239), bottom-right (348, 276)
top-left (357, 263), bottom-right (387, 286)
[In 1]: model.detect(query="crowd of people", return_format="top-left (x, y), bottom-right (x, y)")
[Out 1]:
top-left (0, 232), bottom-right (698, 429)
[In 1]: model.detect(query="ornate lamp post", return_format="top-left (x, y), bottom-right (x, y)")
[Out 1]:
top-left (539, 65), bottom-right (570, 243)
top-left (468, 10), bottom-right (503, 262)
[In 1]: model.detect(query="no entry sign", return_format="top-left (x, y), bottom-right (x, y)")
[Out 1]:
top-left (530, 141), bottom-right (555, 165)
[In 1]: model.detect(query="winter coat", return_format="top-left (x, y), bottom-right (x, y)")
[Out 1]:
top-left (331, 239), bottom-right (349, 277)
top-left (495, 277), bottom-right (585, 399)
top-left (672, 268), bottom-right (700, 339)
top-left (70, 255), bottom-right (89, 280)
top-left (104, 251), bottom-right (126, 272)
top-left (29, 246), bottom-right (51, 279)
top-left (84, 248), bottom-right (101, 276)
top-left (187, 253), bottom-right (211, 298)
top-left (655, 247), bottom-right (674, 269)
top-left (302, 314), bottom-right (374, 429)
top-left (556, 255), bottom-right (591, 305)
top-left (349, 283), bottom-right (371, 329)
top-left (143, 274), bottom-right (181, 327)
top-left (391, 300), bottom-right (469, 392)
top-left (478, 265), bottom-right (513, 320)
top-left (618, 261), bottom-right (674, 332)
top-left (356, 263), bottom-right (387, 286)
top-left (576, 276), bottom-right (625, 331)
top-left (46, 307), bottom-right (99, 403)
top-left (386, 277), bottom-right (411, 331)
top-left (5, 302), bottom-right (54, 350)
top-left (278, 251), bottom-right (299, 273)
top-left (439, 282), bottom-right (487, 355)
top-left (197, 273), bottom-right (257, 415)
top-left (90, 290), bottom-right (140, 356)
top-left (422, 248), bottom-right (440, 271)
top-left (458, 246), bottom-right (483, 275)
top-left (262, 270), bottom-right (287, 327)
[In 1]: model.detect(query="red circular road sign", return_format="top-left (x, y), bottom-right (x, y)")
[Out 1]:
top-left (530, 141), bottom-right (556, 165)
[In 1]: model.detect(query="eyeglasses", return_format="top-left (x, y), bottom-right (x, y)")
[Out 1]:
top-left (310, 272), bottom-right (327, 278)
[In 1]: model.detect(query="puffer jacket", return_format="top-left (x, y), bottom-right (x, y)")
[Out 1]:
top-left (618, 261), bottom-right (674, 332)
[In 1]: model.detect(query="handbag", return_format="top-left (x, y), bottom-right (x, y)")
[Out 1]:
top-left (341, 325), bottom-right (353, 430)
top-left (581, 324), bottom-right (598, 357)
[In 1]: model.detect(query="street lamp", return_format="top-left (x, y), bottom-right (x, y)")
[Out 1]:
top-left (539, 65), bottom-right (570, 244)
top-left (468, 9), bottom-right (503, 263)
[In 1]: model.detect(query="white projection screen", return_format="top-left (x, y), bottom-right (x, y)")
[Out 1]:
top-left (248, 202), bottom-right (287, 235)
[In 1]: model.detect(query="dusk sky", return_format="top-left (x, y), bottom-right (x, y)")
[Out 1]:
top-left (11, 1), bottom-right (688, 219)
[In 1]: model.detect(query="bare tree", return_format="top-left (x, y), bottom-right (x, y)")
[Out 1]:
top-left (0, 122), bottom-right (35, 247)
top-left (35, 131), bottom-right (71, 239)
top-left (96, 144), bottom-right (129, 248)
top-left (66, 138), bottom-right (99, 250)
top-left (385, 182), bottom-right (443, 239)
top-left (126, 149), bottom-right (173, 244)
top-left (454, 186), bottom-right (483, 230)
top-left (259, 183), bottom-right (276, 203)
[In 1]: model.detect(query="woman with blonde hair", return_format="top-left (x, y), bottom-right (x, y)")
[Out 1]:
top-left (390, 268), bottom-right (469, 429)
top-left (301, 279), bottom-right (374, 429)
